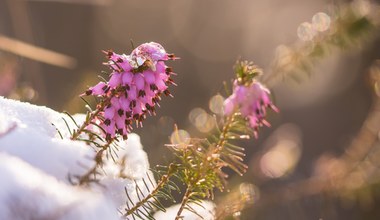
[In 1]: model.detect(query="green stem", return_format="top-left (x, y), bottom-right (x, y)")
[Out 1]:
top-left (175, 114), bottom-right (237, 219)
top-left (215, 114), bottom-right (235, 152)
top-left (78, 140), bottom-right (112, 185)
top-left (175, 185), bottom-right (193, 220)
top-left (124, 165), bottom-right (176, 217)
top-left (71, 107), bottom-right (103, 140)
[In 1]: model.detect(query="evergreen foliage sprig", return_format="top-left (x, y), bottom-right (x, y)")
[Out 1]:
top-left (162, 61), bottom-right (277, 219)
top-left (263, 2), bottom-right (378, 87)
top-left (122, 164), bottom-right (180, 219)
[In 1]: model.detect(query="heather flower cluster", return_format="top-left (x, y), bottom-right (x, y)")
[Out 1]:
top-left (83, 42), bottom-right (177, 141)
top-left (224, 80), bottom-right (278, 138)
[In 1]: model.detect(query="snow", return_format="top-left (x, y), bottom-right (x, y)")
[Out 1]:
top-left (0, 97), bottom-right (155, 219)
top-left (0, 97), bottom-right (96, 181)
top-left (0, 152), bottom-right (118, 220)
top-left (96, 133), bottom-right (156, 212)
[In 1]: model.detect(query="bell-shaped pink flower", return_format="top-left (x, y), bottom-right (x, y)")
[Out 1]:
top-left (83, 42), bottom-right (177, 141)
top-left (122, 71), bottom-right (133, 85)
top-left (224, 80), bottom-right (278, 138)
top-left (83, 82), bottom-right (108, 96)
top-left (134, 73), bottom-right (145, 91)
top-left (104, 106), bottom-right (115, 119)
top-left (109, 73), bottom-right (122, 88)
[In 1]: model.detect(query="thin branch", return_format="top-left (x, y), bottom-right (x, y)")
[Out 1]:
top-left (77, 140), bottom-right (113, 185)
top-left (175, 186), bottom-right (193, 220)
top-left (123, 164), bottom-right (177, 217)
top-left (70, 101), bottom-right (106, 140)
top-left (215, 115), bottom-right (235, 153)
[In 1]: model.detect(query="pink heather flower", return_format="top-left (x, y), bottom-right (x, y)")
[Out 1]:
top-left (83, 42), bottom-right (178, 141)
top-left (83, 82), bottom-right (108, 96)
top-left (224, 80), bottom-right (278, 138)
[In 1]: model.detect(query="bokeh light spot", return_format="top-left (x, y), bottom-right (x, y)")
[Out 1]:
top-left (297, 22), bottom-right (316, 41)
top-left (170, 129), bottom-right (190, 146)
top-left (197, 114), bottom-right (215, 133)
top-left (189, 108), bottom-right (206, 125)
top-left (260, 139), bottom-right (301, 178)
top-left (209, 94), bottom-right (225, 115)
top-left (189, 108), bottom-right (215, 133)
top-left (239, 183), bottom-right (259, 204)
top-left (312, 12), bottom-right (331, 32)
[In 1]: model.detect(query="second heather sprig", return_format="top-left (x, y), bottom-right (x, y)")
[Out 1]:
top-left (224, 61), bottom-right (278, 138)
top-left (170, 60), bottom-right (279, 219)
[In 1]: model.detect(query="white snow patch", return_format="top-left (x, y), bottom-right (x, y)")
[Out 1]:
top-left (0, 97), bottom-right (96, 180)
top-left (0, 97), bottom-right (157, 219)
top-left (0, 152), bottom-right (118, 220)
top-left (98, 133), bottom-right (156, 211)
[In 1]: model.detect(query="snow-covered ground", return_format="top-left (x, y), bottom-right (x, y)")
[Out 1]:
top-left (0, 97), bottom-right (214, 220)
top-left (0, 97), bottom-right (153, 219)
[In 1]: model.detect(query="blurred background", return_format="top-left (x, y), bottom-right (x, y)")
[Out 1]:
top-left (1, 0), bottom-right (380, 219)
